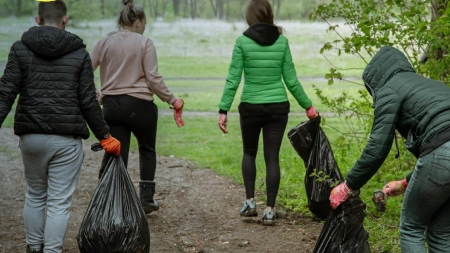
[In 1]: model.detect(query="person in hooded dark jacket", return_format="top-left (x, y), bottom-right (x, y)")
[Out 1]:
top-left (329, 46), bottom-right (450, 252)
top-left (217, 0), bottom-right (318, 225)
top-left (0, 1), bottom-right (120, 252)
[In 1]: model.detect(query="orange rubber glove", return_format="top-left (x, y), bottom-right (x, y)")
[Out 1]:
top-left (330, 181), bottom-right (353, 210)
top-left (306, 106), bottom-right (319, 119)
top-left (218, 113), bottom-right (228, 134)
top-left (171, 98), bottom-right (184, 127)
top-left (99, 135), bottom-right (121, 156)
top-left (382, 178), bottom-right (408, 197)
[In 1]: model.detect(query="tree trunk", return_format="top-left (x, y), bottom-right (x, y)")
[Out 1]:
top-left (240, 0), bottom-right (246, 20)
top-left (183, 0), bottom-right (188, 18)
top-left (209, 0), bottom-right (224, 19)
top-left (430, 0), bottom-right (449, 80)
top-left (275, 0), bottom-right (281, 20)
top-left (209, 0), bottom-right (216, 17)
top-left (11, 1), bottom-right (15, 17)
top-left (148, 0), bottom-right (154, 19)
top-left (17, 0), bottom-right (21, 17)
top-left (100, 0), bottom-right (105, 19)
top-left (190, 0), bottom-right (197, 19)
top-left (161, 0), bottom-right (170, 18)
top-left (216, 0), bottom-right (223, 19)
top-left (148, 0), bottom-right (159, 19)
top-left (155, 0), bottom-right (159, 18)
top-left (173, 0), bottom-right (180, 16)
top-left (225, 0), bottom-right (229, 20)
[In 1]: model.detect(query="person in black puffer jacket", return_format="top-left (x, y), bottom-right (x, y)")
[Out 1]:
top-left (0, 1), bottom-right (120, 253)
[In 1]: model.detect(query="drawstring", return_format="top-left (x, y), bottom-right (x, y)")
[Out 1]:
top-left (394, 133), bottom-right (400, 159)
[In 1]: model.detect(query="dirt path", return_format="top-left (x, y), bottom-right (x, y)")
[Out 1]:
top-left (0, 128), bottom-right (323, 253)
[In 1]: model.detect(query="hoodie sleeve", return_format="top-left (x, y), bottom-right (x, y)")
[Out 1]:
top-left (0, 45), bottom-right (21, 127)
top-left (143, 39), bottom-right (176, 105)
top-left (78, 52), bottom-right (109, 139)
top-left (345, 87), bottom-right (400, 190)
top-left (219, 37), bottom-right (244, 112)
top-left (90, 40), bottom-right (101, 71)
top-left (282, 41), bottom-right (312, 109)
top-left (89, 39), bottom-right (104, 104)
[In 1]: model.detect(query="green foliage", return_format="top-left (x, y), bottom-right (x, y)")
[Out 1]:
top-left (0, 0), bottom-right (334, 21)
top-left (309, 169), bottom-right (340, 187)
top-left (65, 0), bottom-right (101, 21)
top-left (309, 0), bottom-right (450, 251)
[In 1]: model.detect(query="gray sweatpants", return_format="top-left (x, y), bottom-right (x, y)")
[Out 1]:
top-left (20, 134), bottom-right (83, 253)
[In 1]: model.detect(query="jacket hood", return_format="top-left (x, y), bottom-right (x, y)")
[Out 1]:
top-left (243, 23), bottom-right (280, 46)
top-left (21, 26), bottom-right (85, 58)
top-left (363, 46), bottom-right (415, 105)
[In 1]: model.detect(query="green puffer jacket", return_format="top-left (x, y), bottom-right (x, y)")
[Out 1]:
top-left (346, 46), bottom-right (450, 190)
top-left (218, 23), bottom-right (312, 112)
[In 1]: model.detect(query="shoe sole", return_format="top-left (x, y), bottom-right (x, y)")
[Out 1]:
top-left (240, 209), bottom-right (258, 217)
top-left (262, 219), bottom-right (275, 226)
top-left (143, 206), bottom-right (159, 214)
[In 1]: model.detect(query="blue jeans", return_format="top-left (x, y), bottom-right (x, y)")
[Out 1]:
top-left (400, 141), bottom-right (450, 253)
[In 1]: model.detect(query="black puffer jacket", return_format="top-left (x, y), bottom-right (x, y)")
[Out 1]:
top-left (0, 26), bottom-right (109, 139)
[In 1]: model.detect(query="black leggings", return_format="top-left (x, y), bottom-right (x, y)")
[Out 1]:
top-left (240, 114), bottom-right (288, 207)
top-left (101, 95), bottom-right (158, 181)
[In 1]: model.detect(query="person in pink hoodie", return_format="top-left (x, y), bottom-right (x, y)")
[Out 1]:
top-left (90, 0), bottom-right (184, 214)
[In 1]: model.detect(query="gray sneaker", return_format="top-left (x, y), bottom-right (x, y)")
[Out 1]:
top-left (261, 210), bottom-right (276, 226)
top-left (240, 200), bottom-right (257, 217)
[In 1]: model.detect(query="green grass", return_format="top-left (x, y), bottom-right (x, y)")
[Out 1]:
top-left (152, 114), bottom-right (403, 252)
top-left (0, 17), bottom-right (366, 79)
top-left (0, 104), bottom-right (403, 252)
top-left (0, 17), bottom-right (402, 252)
top-left (151, 79), bottom-right (362, 113)
top-left (156, 55), bottom-right (365, 78)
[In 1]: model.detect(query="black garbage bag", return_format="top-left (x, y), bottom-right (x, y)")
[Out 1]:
top-left (77, 155), bottom-right (150, 253)
top-left (288, 117), bottom-right (371, 252)
top-left (287, 116), bottom-right (344, 219)
top-left (313, 192), bottom-right (371, 253)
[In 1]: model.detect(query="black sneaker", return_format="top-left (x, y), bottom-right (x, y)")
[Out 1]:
top-left (240, 200), bottom-right (257, 217)
top-left (261, 210), bottom-right (276, 226)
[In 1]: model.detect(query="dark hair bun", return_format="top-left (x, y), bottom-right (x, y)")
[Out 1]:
top-left (122, 0), bottom-right (133, 5)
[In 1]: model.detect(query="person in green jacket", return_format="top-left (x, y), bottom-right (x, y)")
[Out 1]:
top-left (329, 45), bottom-right (450, 252)
top-left (217, 0), bottom-right (318, 226)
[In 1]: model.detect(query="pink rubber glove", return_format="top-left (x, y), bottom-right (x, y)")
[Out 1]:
top-left (171, 98), bottom-right (184, 127)
top-left (218, 113), bottom-right (228, 134)
top-left (306, 106), bottom-right (318, 119)
top-left (382, 178), bottom-right (408, 197)
top-left (330, 182), bottom-right (353, 210)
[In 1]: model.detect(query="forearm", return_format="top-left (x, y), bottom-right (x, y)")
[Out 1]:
top-left (82, 106), bottom-right (109, 139)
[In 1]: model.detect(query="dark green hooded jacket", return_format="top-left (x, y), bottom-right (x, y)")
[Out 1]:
top-left (346, 46), bottom-right (450, 190)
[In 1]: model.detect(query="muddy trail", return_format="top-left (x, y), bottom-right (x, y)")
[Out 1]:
top-left (0, 128), bottom-right (323, 253)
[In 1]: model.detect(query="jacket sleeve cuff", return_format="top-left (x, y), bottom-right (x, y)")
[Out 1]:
top-left (302, 100), bottom-right (313, 110)
top-left (405, 172), bottom-right (413, 183)
top-left (167, 96), bottom-right (177, 105)
top-left (344, 177), bottom-right (360, 191)
top-left (219, 109), bottom-right (228, 115)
